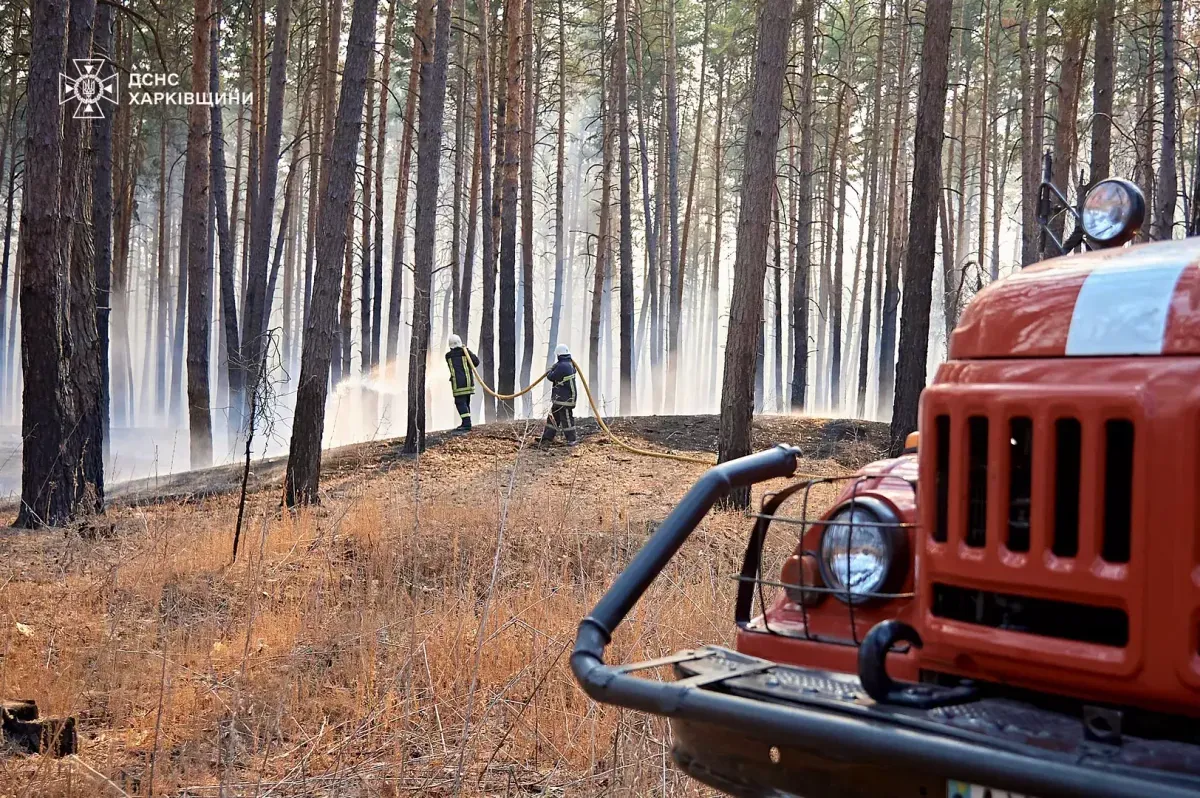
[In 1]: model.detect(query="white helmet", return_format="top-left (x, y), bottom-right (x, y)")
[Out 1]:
top-left (449, 334), bottom-right (463, 348)
top-left (555, 344), bottom-right (570, 357)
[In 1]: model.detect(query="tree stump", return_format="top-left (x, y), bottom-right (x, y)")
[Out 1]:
top-left (1, 700), bottom-right (77, 757)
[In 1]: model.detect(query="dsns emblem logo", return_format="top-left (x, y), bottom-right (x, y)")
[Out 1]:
top-left (59, 58), bottom-right (119, 120)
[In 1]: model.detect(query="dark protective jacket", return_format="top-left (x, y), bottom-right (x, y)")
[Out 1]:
top-left (446, 347), bottom-right (480, 396)
top-left (548, 354), bottom-right (577, 408)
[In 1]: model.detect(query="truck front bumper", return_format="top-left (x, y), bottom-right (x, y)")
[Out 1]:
top-left (601, 645), bottom-right (1200, 798)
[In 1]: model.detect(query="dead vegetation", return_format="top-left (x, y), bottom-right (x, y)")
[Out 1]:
top-left (0, 415), bottom-right (885, 796)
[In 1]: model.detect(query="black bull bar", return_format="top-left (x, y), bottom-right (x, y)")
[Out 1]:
top-left (570, 445), bottom-right (1200, 798)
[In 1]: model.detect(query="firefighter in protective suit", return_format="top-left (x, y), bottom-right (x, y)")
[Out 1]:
top-left (540, 344), bottom-right (578, 446)
top-left (446, 334), bottom-right (480, 431)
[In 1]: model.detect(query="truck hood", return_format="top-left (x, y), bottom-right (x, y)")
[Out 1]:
top-left (950, 238), bottom-right (1200, 359)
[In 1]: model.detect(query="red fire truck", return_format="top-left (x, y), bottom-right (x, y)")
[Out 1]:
top-left (571, 176), bottom-right (1200, 797)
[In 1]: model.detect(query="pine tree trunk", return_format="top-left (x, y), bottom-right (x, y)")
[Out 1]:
top-left (717, 0), bottom-right (793, 508)
top-left (461, 97), bottom-right (481, 338)
top-left (1090, 0), bottom-right (1115, 185)
top-left (789, 0), bottom-right (814, 412)
top-left (678, 0), bottom-right (711, 318)
top-left (186, 0), bottom-right (214, 468)
top-left (360, 44), bottom-right (375, 373)
top-left (773, 196), bottom-right (783, 410)
top-left (709, 54), bottom-right (725, 400)
top-left (386, 0), bottom-right (433, 375)
top-left (590, 26), bottom-right (612, 399)
top-left (92, 2), bottom-right (115, 467)
top-left (1048, 19), bottom-right (1089, 245)
top-left (285, 0), bottom-right (380, 505)
top-left (450, 33), bottom-right (468, 338)
top-left (546, 0), bottom-right (567, 363)
top-left (476, 3), bottom-right (498, 420)
top-left (518, 0), bottom-right (535, 413)
top-left (664, 0), bottom-right (681, 411)
top-left (888, 0), bottom-right (952, 454)
top-left (1152, 0), bottom-right (1177, 239)
top-left (372, 1), bottom-right (395, 367)
top-left (404, 0), bottom-right (455, 451)
top-left (242, 0), bottom-right (292, 409)
top-left (0, 12), bottom-right (20, 406)
top-left (877, 0), bottom-right (910, 415)
top-left (1023, 0), bottom-right (1048, 261)
top-left (977, 0), bottom-right (992, 279)
top-left (497, 0), bottom-right (521, 415)
top-left (857, 0), bottom-right (885, 416)
top-left (616, 0), bottom-right (634, 412)
top-left (156, 123), bottom-right (169, 414)
top-left (211, 1), bottom-right (244, 439)
top-left (829, 78), bottom-right (849, 409)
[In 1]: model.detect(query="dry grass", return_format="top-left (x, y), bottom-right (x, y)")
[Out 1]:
top-left (0, 415), bottom-right (884, 797)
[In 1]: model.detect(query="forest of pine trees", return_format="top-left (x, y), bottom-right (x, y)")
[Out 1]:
top-left (0, 0), bottom-right (1197, 522)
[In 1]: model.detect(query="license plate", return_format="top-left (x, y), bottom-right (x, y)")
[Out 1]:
top-left (947, 781), bottom-right (1032, 798)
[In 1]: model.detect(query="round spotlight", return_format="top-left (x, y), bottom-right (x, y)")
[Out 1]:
top-left (1081, 179), bottom-right (1145, 247)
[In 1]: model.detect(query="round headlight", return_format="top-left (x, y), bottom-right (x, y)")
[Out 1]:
top-left (1080, 179), bottom-right (1145, 247)
top-left (817, 500), bottom-right (905, 605)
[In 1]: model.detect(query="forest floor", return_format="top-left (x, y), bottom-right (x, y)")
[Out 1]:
top-left (0, 413), bottom-right (887, 797)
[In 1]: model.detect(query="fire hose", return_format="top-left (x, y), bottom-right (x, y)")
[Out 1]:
top-left (465, 354), bottom-right (717, 466)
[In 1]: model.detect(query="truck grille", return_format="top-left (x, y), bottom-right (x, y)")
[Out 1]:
top-left (928, 410), bottom-right (1135, 568)
top-left (918, 360), bottom-right (1200, 714)
top-left (919, 385), bottom-right (1145, 682)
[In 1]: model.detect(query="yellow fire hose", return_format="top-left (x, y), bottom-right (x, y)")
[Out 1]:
top-left (463, 351), bottom-right (852, 479)
top-left (465, 353), bottom-right (715, 465)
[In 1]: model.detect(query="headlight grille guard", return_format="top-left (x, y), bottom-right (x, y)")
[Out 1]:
top-left (735, 472), bottom-right (917, 644)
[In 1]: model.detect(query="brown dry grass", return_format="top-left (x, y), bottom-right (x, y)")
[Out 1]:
top-left (0, 415), bottom-right (885, 797)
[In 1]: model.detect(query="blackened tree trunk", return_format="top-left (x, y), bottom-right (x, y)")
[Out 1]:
top-left (187, 0), bottom-right (214, 469)
top-left (717, 0), bottom-right (793, 508)
top-left (404, 0), bottom-right (455, 453)
top-left (17, 0), bottom-right (73, 528)
top-left (498, 0), bottom-right (521, 416)
top-left (888, 0), bottom-right (952, 455)
top-left (242, 0), bottom-right (292, 413)
top-left (789, 0), bottom-right (814, 412)
top-left (616, 0), bottom-right (634, 412)
top-left (1152, 0), bottom-right (1177, 239)
top-left (286, 0), bottom-right (380, 504)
